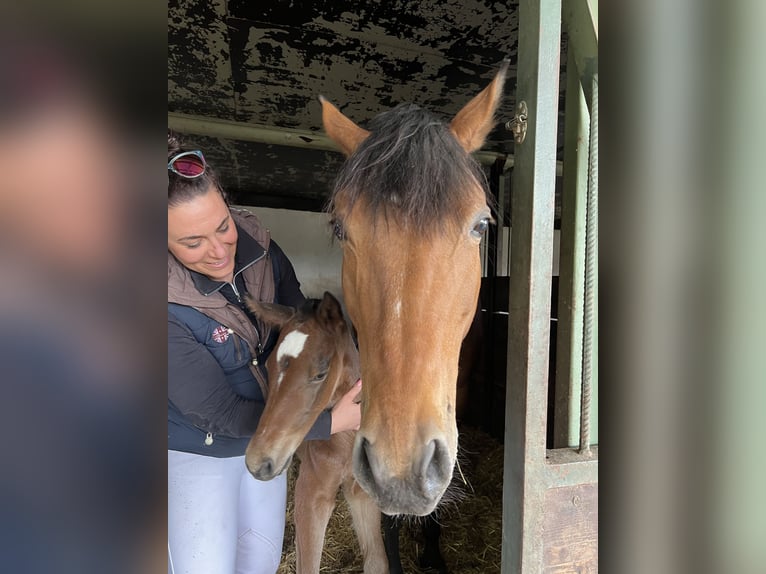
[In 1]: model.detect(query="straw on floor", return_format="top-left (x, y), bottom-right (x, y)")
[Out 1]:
top-left (276, 424), bottom-right (503, 573)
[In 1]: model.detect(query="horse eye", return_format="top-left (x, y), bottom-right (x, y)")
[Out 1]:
top-left (471, 217), bottom-right (490, 239)
top-left (332, 221), bottom-right (346, 241)
top-left (311, 371), bottom-right (328, 383)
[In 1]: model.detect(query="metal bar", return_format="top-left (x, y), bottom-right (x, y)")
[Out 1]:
top-left (562, 0), bottom-right (598, 106)
top-left (501, 0), bottom-right (562, 572)
top-left (169, 111), bottom-right (563, 174)
top-left (486, 160), bottom-right (504, 279)
top-left (553, 46), bottom-right (590, 448)
top-left (579, 73), bottom-right (598, 454)
top-left (494, 159), bottom-right (508, 276)
top-left (169, 112), bottom-right (338, 152)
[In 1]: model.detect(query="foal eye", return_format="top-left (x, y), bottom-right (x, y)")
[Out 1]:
top-left (311, 371), bottom-right (328, 383)
top-left (470, 217), bottom-right (491, 239)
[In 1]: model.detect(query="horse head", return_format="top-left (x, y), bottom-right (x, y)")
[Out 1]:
top-left (244, 292), bottom-right (359, 481)
top-left (320, 62), bottom-right (507, 515)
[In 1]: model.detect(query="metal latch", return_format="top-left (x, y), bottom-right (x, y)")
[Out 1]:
top-left (505, 101), bottom-right (528, 144)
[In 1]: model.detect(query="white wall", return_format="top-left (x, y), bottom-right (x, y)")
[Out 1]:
top-left (238, 206), bottom-right (345, 301)
top-left (239, 207), bottom-right (561, 304)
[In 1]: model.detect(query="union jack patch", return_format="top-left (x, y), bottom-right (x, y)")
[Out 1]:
top-left (212, 325), bottom-right (230, 344)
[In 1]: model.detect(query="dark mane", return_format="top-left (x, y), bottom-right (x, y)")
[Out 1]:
top-left (327, 104), bottom-right (489, 233)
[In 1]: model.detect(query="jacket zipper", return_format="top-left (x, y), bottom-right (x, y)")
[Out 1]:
top-left (227, 251), bottom-right (266, 303)
top-left (208, 250), bottom-right (270, 394)
top-left (228, 279), bottom-right (243, 303)
top-left (192, 423), bottom-right (215, 446)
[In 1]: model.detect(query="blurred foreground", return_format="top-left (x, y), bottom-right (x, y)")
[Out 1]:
top-left (0, 5), bottom-right (165, 574)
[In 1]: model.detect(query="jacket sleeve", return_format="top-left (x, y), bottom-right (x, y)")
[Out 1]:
top-left (304, 410), bottom-right (332, 441)
top-left (269, 240), bottom-right (306, 307)
top-left (168, 313), bottom-right (265, 438)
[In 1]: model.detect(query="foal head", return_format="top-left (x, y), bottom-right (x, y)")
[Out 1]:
top-left (321, 62), bottom-right (507, 515)
top-left (244, 292), bottom-right (359, 481)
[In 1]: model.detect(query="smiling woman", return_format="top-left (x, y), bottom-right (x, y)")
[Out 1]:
top-left (168, 189), bottom-right (239, 282)
top-left (166, 130), bottom-right (363, 574)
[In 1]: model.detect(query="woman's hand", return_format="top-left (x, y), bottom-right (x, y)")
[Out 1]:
top-left (330, 379), bottom-right (362, 434)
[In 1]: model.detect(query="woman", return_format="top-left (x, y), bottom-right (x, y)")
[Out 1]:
top-left (167, 131), bottom-right (361, 574)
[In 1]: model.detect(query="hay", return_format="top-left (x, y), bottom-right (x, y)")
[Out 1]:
top-left (276, 425), bottom-right (503, 573)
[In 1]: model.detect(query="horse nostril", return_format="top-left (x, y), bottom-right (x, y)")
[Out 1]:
top-left (354, 436), bottom-right (385, 488)
top-left (419, 439), bottom-right (451, 498)
top-left (247, 457), bottom-right (274, 480)
top-left (356, 437), bottom-right (373, 480)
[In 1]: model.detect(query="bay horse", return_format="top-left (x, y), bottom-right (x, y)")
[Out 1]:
top-left (244, 292), bottom-right (388, 574)
top-left (319, 61), bottom-right (508, 515)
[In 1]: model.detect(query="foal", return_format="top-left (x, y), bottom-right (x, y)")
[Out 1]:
top-left (244, 292), bottom-right (387, 574)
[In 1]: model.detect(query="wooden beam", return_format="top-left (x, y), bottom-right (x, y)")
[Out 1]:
top-left (545, 447), bottom-right (599, 489)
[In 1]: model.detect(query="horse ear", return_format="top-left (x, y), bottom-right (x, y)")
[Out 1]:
top-left (319, 95), bottom-right (370, 157)
top-left (317, 291), bottom-right (345, 332)
top-left (244, 295), bottom-right (294, 328)
top-left (449, 60), bottom-right (509, 153)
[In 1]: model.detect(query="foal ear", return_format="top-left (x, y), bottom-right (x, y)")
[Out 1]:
top-left (319, 95), bottom-right (370, 157)
top-left (244, 295), bottom-right (294, 328)
top-left (449, 60), bottom-right (509, 153)
top-left (317, 291), bottom-right (346, 332)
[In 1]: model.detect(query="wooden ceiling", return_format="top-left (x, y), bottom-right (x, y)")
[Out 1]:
top-left (168, 0), bottom-right (565, 212)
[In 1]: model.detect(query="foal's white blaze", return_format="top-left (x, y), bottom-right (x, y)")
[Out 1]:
top-left (276, 330), bottom-right (309, 363)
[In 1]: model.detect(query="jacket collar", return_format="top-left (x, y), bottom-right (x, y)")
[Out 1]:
top-left (189, 223), bottom-right (267, 296)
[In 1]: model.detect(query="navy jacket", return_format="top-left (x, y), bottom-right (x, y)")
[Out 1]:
top-left (168, 209), bottom-right (332, 457)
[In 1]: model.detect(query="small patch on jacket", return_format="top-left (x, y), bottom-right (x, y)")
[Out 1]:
top-left (212, 325), bottom-right (230, 343)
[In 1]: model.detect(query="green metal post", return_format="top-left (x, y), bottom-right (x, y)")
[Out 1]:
top-left (553, 46), bottom-right (590, 448)
top-left (501, 0), bottom-right (562, 572)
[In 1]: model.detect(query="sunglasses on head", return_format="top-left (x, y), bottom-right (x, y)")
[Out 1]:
top-left (168, 150), bottom-right (206, 179)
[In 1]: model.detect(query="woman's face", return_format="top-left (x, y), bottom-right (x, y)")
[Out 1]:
top-left (168, 186), bottom-right (238, 283)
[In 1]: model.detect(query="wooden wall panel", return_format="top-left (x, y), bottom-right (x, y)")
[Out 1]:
top-left (543, 482), bottom-right (598, 573)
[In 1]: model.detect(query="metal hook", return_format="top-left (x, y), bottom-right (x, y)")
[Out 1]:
top-left (504, 101), bottom-right (528, 144)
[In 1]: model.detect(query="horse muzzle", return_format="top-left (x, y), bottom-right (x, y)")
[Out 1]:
top-left (246, 453), bottom-right (293, 481)
top-left (352, 433), bottom-right (454, 516)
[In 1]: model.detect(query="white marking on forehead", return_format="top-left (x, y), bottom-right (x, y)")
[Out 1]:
top-left (274, 372), bottom-right (284, 391)
top-left (387, 273), bottom-right (405, 326)
top-left (276, 330), bottom-right (309, 363)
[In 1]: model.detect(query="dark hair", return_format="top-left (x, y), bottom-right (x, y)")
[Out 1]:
top-left (167, 129), bottom-right (227, 207)
top-left (327, 104), bottom-right (490, 235)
